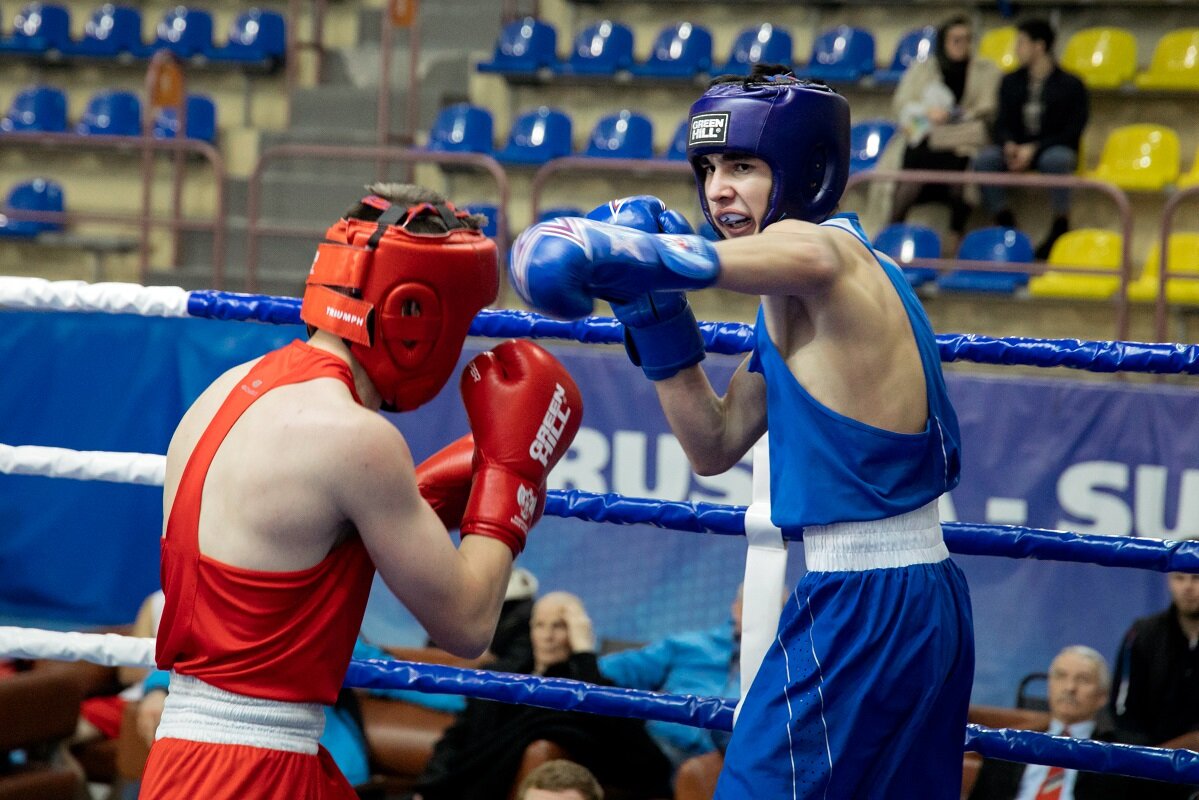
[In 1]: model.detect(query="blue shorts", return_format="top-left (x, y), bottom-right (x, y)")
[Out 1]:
top-left (715, 556), bottom-right (974, 800)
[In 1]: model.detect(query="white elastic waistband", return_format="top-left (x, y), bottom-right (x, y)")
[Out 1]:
top-left (803, 501), bottom-right (948, 572)
top-left (156, 673), bottom-right (325, 755)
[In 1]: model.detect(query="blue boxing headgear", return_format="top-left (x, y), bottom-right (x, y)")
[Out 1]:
top-left (686, 74), bottom-right (850, 233)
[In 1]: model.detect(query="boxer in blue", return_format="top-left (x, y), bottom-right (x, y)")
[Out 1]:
top-left (510, 66), bottom-right (974, 799)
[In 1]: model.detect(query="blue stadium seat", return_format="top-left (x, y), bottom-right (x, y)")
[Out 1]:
top-left (555, 20), bottom-right (633, 75)
top-left (60, 4), bottom-right (142, 57)
top-left (0, 178), bottom-right (64, 237)
top-left (77, 89), bottom-right (141, 136)
top-left (799, 26), bottom-right (876, 82)
top-left (538, 207), bottom-right (584, 222)
top-left (666, 118), bottom-right (690, 160)
top-left (939, 226), bottom-right (1034, 293)
top-left (629, 22), bottom-right (712, 79)
top-left (873, 223), bottom-right (941, 287)
top-left (477, 17), bottom-right (557, 75)
top-left (207, 8), bottom-right (286, 65)
top-left (426, 103), bottom-right (493, 154)
top-left (496, 106), bottom-right (572, 165)
top-left (874, 26), bottom-right (936, 84)
top-left (0, 2), bottom-right (71, 53)
top-left (147, 6), bottom-right (212, 58)
top-left (849, 119), bottom-right (896, 173)
top-left (152, 94), bottom-right (216, 142)
top-left (0, 85), bottom-right (67, 132)
top-left (585, 110), bottom-right (653, 159)
top-left (462, 203), bottom-right (500, 238)
top-left (717, 23), bottom-right (793, 75)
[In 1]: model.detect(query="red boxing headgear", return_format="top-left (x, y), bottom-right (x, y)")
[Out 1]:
top-left (301, 197), bottom-right (499, 411)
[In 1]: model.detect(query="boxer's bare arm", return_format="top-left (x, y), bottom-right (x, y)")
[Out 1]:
top-left (652, 354), bottom-right (766, 476)
top-left (329, 412), bottom-right (511, 658)
top-left (712, 219), bottom-right (844, 296)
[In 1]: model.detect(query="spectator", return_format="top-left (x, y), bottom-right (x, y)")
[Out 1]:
top-left (972, 18), bottom-right (1089, 260)
top-left (599, 585), bottom-right (742, 768)
top-left (969, 645), bottom-right (1164, 799)
top-left (1112, 572), bottom-right (1199, 746)
top-left (515, 759), bottom-right (604, 800)
top-left (411, 591), bottom-right (672, 800)
top-left (890, 15), bottom-right (1001, 251)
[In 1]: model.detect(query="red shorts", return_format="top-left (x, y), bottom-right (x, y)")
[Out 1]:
top-left (80, 695), bottom-right (127, 739)
top-left (140, 738), bottom-right (359, 800)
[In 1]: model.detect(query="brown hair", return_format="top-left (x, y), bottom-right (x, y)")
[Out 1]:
top-left (515, 759), bottom-right (604, 800)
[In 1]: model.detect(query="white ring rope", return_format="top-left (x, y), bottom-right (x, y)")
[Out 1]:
top-left (0, 626), bottom-right (155, 668)
top-left (0, 444), bottom-right (165, 486)
top-left (0, 278), bottom-right (190, 317)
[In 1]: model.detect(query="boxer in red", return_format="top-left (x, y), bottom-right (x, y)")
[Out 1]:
top-left (141, 184), bottom-right (583, 799)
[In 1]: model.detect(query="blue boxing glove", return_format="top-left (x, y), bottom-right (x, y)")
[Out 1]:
top-left (585, 197), bottom-right (707, 381)
top-left (510, 216), bottom-right (720, 322)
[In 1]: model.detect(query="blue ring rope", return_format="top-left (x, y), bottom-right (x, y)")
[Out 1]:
top-left (186, 291), bottom-right (1199, 374)
top-left (340, 659), bottom-right (1199, 784)
top-left (545, 489), bottom-right (1199, 574)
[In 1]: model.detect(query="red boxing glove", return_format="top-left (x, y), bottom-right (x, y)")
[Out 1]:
top-left (415, 434), bottom-right (474, 530)
top-left (459, 340), bottom-right (583, 556)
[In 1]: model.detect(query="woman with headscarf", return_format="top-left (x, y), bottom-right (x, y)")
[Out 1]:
top-left (890, 16), bottom-right (1001, 251)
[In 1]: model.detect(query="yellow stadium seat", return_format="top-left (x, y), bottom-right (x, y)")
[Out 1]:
top-left (1061, 28), bottom-right (1137, 89)
top-left (1087, 124), bottom-right (1180, 191)
top-left (1135, 29), bottom-right (1199, 90)
top-left (979, 27), bottom-right (1018, 73)
top-left (1029, 229), bottom-right (1124, 300)
top-left (1126, 233), bottom-right (1199, 305)
top-left (1179, 146), bottom-right (1199, 189)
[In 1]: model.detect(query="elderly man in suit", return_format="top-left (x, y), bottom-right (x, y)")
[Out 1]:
top-left (969, 645), bottom-right (1180, 800)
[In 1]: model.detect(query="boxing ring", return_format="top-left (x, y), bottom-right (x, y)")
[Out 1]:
top-left (2, 276), bottom-right (1199, 787)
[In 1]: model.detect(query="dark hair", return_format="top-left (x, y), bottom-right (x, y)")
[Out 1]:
top-left (936, 15), bottom-right (972, 57)
top-left (516, 760), bottom-right (604, 800)
top-left (707, 63), bottom-right (827, 90)
top-left (1017, 19), bottom-right (1055, 53)
top-left (343, 182), bottom-right (487, 233)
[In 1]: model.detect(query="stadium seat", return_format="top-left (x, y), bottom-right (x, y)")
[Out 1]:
top-left (798, 26), bottom-right (875, 82)
top-left (207, 8), bottom-right (286, 65)
top-left (0, 84), bottom-right (67, 132)
top-left (1060, 27), bottom-right (1137, 90)
top-left (77, 89), bottom-right (141, 136)
top-left (1178, 146), bottom-right (1199, 189)
top-left (630, 22), bottom-right (712, 79)
top-left (538, 207), bottom-right (584, 222)
top-left (1087, 124), bottom-right (1180, 191)
top-left (0, 2), bottom-right (70, 53)
top-left (939, 226), bottom-right (1034, 293)
top-left (665, 118), bottom-right (689, 161)
top-left (477, 17), bottom-right (557, 75)
top-left (555, 20), bottom-right (633, 76)
top-left (717, 23), bottom-right (793, 75)
top-left (585, 110), bottom-right (653, 159)
top-left (0, 178), bottom-right (64, 237)
top-left (1135, 29), bottom-right (1199, 90)
top-left (148, 6), bottom-right (212, 59)
top-left (61, 4), bottom-right (142, 57)
top-left (978, 26), bottom-right (1018, 73)
top-left (1028, 229), bottom-right (1124, 300)
top-left (462, 203), bottom-right (500, 238)
top-left (874, 26), bottom-right (936, 84)
top-left (152, 94), bottom-right (216, 142)
top-left (872, 223), bottom-right (941, 287)
top-left (495, 106), bottom-right (572, 165)
top-left (1127, 234), bottom-right (1199, 305)
top-left (426, 103), bottom-right (493, 154)
top-left (849, 119), bottom-right (896, 174)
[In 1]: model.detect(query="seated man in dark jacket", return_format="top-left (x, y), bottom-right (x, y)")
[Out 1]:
top-left (972, 18), bottom-right (1089, 259)
top-left (410, 592), bottom-right (671, 800)
top-left (969, 645), bottom-right (1175, 800)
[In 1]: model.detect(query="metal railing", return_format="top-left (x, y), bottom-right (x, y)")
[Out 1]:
top-left (846, 169), bottom-right (1136, 340)
top-left (0, 131), bottom-right (227, 286)
top-left (1156, 185), bottom-right (1199, 342)
top-left (246, 144), bottom-right (511, 292)
top-left (529, 157), bottom-right (695, 220)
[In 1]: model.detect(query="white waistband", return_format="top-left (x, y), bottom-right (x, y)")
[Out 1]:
top-left (156, 673), bottom-right (325, 755)
top-left (803, 501), bottom-right (948, 572)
